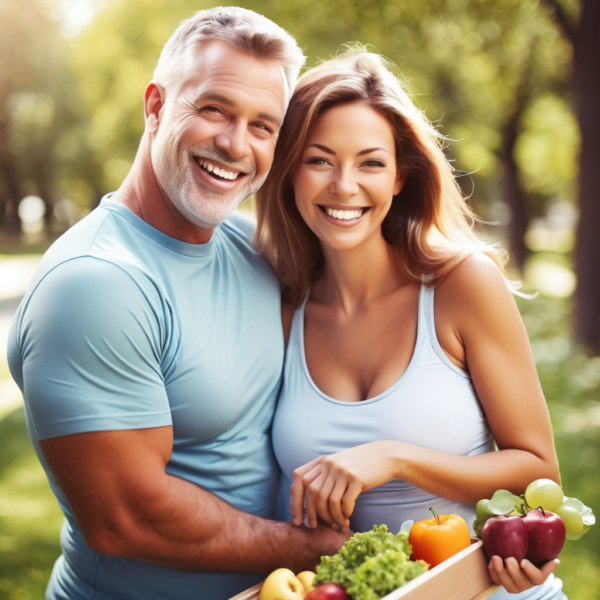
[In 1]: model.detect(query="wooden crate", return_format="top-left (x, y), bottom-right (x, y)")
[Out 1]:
top-left (229, 540), bottom-right (500, 600)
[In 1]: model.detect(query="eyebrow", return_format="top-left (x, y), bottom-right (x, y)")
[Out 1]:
top-left (305, 143), bottom-right (391, 156)
top-left (196, 92), bottom-right (282, 128)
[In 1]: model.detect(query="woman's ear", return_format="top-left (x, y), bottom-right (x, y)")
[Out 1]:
top-left (393, 169), bottom-right (406, 196)
top-left (144, 83), bottom-right (165, 133)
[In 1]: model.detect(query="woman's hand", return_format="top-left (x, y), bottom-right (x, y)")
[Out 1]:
top-left (290, 441), bottom-right (397, 529)
top-left (488, 556), bottom-right (559, 593)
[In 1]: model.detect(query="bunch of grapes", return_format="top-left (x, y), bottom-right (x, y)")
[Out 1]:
top-left (473, 479), bottom-right (595, 541)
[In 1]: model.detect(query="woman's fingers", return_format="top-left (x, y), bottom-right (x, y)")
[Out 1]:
top-left (488, 555), bottom-right (559, 593)
top-left (521, 559), bottom-right (559, 584)
top-left (341, 479), bottom-right (363, 521)
top-left (290, 458), bottom-right (322, 525)
top-left (305, 488), bottom-right (319, 529)
top-left (308, 472), bottom-right (336, 528)
top-left (488, 556), bottom-right (523, 593)
top-left (328, 478), bottom-right (350, 529)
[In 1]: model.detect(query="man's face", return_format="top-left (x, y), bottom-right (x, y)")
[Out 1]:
top-left (150, 41), bottom-right (287, 229)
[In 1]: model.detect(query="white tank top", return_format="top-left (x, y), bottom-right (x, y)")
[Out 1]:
top-left (272, 282), bottom-right (566, 600)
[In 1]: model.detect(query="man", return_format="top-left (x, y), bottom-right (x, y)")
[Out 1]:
top-left (7, 7), bottom-right (348, 599)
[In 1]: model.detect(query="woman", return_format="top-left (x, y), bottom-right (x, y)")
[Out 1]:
top-left (255, 49), bottom-right (565, 598)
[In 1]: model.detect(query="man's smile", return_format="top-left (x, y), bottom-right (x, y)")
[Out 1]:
top-left (193, 157), bottom-right (248, 182)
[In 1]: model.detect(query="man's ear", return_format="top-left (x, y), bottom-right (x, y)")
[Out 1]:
top-left (393, 169), bottom-right (406, 196)
top-left (144, 83), bottom-right (165, 133)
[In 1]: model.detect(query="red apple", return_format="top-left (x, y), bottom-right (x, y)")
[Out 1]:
top-left (523, 508), bottom-right (566, 566)
top-left (304, 583), bottom-right (351, 600)
top-left (481, 515), bottom-right (529, 563)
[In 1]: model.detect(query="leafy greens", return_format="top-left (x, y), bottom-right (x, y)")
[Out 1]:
top-left (314, 525), bottom-right (429, 600)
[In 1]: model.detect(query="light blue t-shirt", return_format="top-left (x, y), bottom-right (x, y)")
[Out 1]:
top-left (7, 197), bottom-right (284, 600)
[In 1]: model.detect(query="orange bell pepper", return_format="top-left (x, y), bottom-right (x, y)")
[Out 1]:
top-left (409, 507), bottom-right (471, 568)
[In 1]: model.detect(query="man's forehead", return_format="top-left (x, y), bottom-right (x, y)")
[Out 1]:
top-left (182, 41), bottom-right (287, 118)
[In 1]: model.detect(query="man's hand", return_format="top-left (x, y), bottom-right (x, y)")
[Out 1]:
top-left (488, 555), bottom-right (559, 593)
top-left (40, 426), bottom-right (349, 573)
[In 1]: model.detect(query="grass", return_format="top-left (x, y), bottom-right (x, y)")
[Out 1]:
top-left (0, 266), bottom-right (598, 598)
top-left (0, 408), bottom-right (63, 600)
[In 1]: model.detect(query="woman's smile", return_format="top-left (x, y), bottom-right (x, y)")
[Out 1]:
top-left (318, 205), bottom-right (370, 225)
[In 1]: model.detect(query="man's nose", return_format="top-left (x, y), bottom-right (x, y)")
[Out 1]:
top-left (214, 121), bottom-right (250, 160)
top-left (330, 167), bottom-right (359, 200)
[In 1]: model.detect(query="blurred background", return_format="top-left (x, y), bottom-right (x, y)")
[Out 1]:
top-left (0, 0), bottom-right (599, 597)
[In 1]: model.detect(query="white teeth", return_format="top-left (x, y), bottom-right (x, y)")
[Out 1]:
top-left (324, 207), bottom-right (364, 220)
top-left (200, 160), bottom-right (239, 180)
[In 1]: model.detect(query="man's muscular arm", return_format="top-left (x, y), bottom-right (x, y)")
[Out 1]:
top-left (41, 426), bottom-right (348, 573)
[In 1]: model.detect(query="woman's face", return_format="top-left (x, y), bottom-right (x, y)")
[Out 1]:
top-left (292, 101), bottom-right (404, 253)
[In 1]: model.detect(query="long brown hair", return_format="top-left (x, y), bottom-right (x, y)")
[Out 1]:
top-left (255, 48), bottom-right (508, 306)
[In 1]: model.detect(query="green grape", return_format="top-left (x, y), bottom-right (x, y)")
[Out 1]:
top-left (525, 479), bottom-right (564, 512)
top-left (556, 505), bottom-right (590, 540)
top-left (475, 499), bottom-right (494, 522)
top-left (555, 496), bottom-right (595, 541)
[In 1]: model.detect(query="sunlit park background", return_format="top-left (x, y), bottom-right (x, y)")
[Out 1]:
top-left (1, 0), bottom-right (599, 597)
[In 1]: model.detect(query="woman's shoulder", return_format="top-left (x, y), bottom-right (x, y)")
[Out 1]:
top-left (435, 252), bottom-right (519, 330)
top-left (437, 253), bottom-right (510, 300)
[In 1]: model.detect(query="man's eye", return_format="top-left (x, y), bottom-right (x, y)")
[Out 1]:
top-left (253, 123), bottom-right (274, 134)
top-left (201, 106), bottom-right (222, 115)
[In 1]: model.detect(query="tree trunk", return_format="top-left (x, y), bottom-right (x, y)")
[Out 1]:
top-left (574, 0), bottom-right (600, 353)
top-left (499, 109), bottom-right (529, 270)
top-left (0, 119), bottom-right (22, 237)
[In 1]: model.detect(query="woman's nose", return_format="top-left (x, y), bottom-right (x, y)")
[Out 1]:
top-left (330, 167), bottom-right (359, 200)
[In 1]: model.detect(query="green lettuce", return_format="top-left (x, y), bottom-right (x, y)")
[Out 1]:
top-left (314, 525), bottom-right (429, 600)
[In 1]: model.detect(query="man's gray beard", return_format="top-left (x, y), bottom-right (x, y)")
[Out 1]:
top-left (164, 145), bottom-right (268, 229)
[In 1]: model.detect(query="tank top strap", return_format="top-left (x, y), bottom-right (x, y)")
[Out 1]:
top-left (417, 276), bottom-right (434, 340)
top-left (289, 287), bottom-right (311, 352)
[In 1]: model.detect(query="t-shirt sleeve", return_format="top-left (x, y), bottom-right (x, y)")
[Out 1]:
top-left (16, 257), bottom-right (172, 441)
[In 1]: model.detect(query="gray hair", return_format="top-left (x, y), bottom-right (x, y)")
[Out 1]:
top-left (153, 6), bottom-right (305, 103)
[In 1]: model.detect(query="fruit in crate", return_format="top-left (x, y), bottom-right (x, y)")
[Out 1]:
top-left (297, 571), bottom-right (317, 593)
top-left (409, 508), bottom-right (471, 568)
top-left (481, 515), bottom-right (529, 563)
top-left (522, 509), bottom-right (566, 566)
top-left (304, 583), bottom-right (351, 600)
top-left (258, 568), bottom-right (305, 600)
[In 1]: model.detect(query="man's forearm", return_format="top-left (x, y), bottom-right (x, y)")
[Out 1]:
top-left (91, 470), bottom-right (347, 573)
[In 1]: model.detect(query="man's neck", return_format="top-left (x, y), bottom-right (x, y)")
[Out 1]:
top-left (112, 142), bottom-right (216, 245)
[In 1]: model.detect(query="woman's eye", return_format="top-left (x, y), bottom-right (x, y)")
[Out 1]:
top-left (306, 157), bottom-right (330, 166)
top-left (363, 160), bottom-right (385, 168)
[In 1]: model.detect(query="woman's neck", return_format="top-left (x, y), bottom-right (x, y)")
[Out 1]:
top-left (315, 231), bottom-right (406, 315)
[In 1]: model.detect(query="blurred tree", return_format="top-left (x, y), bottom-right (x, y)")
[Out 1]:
top-left (540, 0), bottom-right (600, 355)
top-left (0, 0), bottom-right (96, 238)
